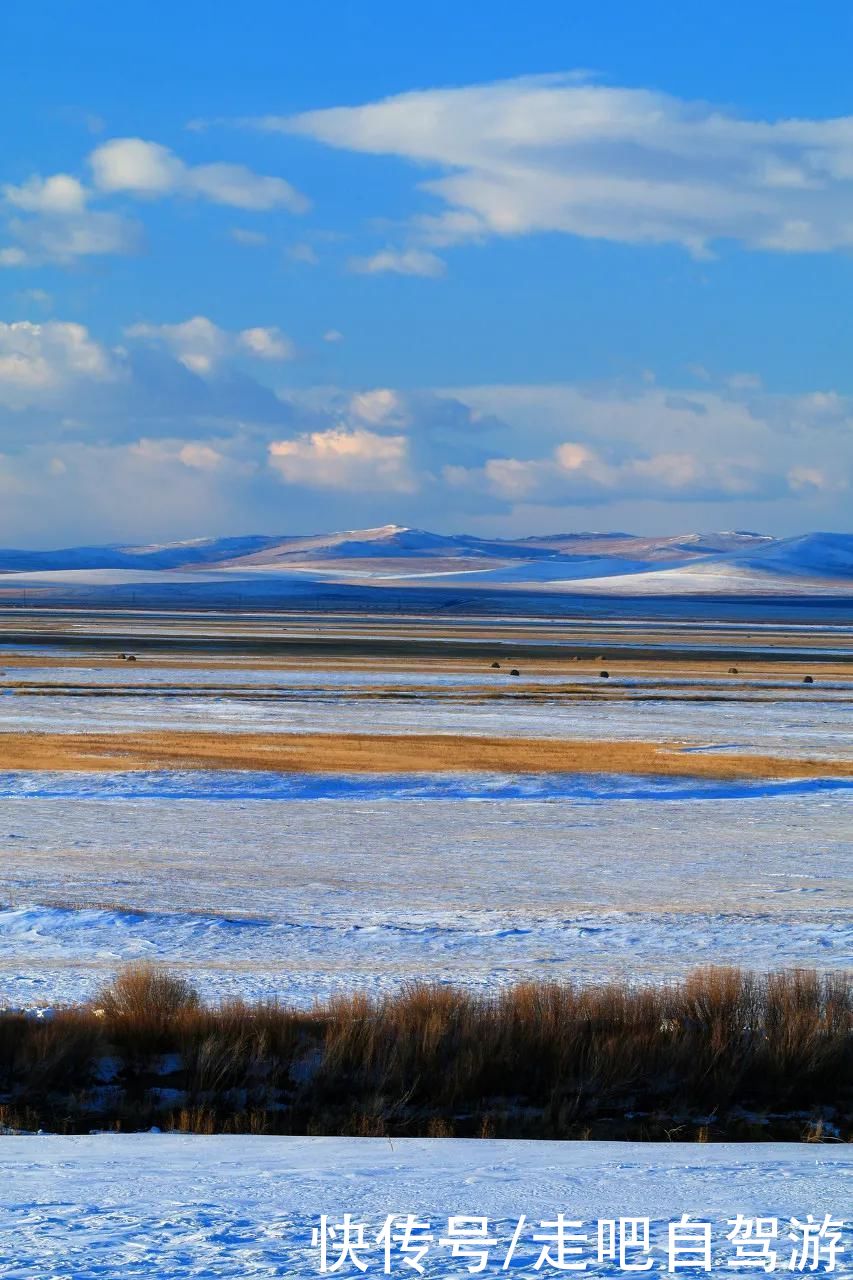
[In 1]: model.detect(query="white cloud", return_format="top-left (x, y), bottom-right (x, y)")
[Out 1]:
top-left (230, 227), bottom-right (268, 247)
top-left (436, 378), bottom-right (853, 510)
top-left (1, 314), bottom-right (851, 537)
top-left (726, 371), bottom-right (763, 391)
top-left (1, 209), bottom-right (141, 266)
top-left (126, 316), bottom-right (295, 372)
top-left (323, 329), bottom-right (344, 343)
top-left (787, 465), bottom-right (847, 494)
top-left (287, 242), bottom-right (319, 265)
top-left (2, 167), bottom-right (140, 266)
top-left (17, 288), bottom-right (53, 308)
top-left (4, 174), bottom-right (88, 214)
top-left (459, 438), bottom-right (774, 505)
top-left (0, 438), bottom-right (248, 545)
top-left (189, 162), bottom-right (307, 211)
top-left (0, 137), bottom-right (308, 269)
top-left (90, 138), bottom-right (182, 195)
top-left (178, 442), bottom-right (225, 470)
top-left (348, 247), bottom-right (446, 276)
top-left (0, 320), bottom-right (116, 405)
top-left (349, 387), bottom-right (408, 426)
top-left (131, 438), bottom-right (227, 471)
top-left (126, 316), bottom-right (228, 375)
top-left (237, 326), bottom-right (295, 361)
top-left (0, 247), bottom-right (28, 267)
top-left (89, 138), bottom-right (308, 211)
top-left (264, 74), bottom-right (853, 257)
top-left (269, 427), bottom-right (416, 492)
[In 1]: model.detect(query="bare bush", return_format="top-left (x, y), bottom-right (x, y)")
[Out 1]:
top-left (0, 967), bottom-right (846, 1139)
top-left (96, 964), bottom-right (201, 1024)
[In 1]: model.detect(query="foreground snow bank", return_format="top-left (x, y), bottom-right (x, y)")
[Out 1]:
top-left (0, 1137), bottom-right (848, 1278)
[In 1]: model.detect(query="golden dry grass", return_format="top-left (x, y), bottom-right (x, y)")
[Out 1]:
top-left (0, 729), bottom-right (851, 778)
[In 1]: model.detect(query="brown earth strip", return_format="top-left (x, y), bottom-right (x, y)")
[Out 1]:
top-left (0, 730), bottom-right (851, 779)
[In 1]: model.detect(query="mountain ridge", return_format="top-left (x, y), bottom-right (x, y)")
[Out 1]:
top-left (0, 527), bottom-right (850, 599)
top-left (0, 526), bottom-right (782, 572)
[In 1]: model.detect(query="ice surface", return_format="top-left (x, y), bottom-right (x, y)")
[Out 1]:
top-left (0, 1135), bottom-right (848, 1278)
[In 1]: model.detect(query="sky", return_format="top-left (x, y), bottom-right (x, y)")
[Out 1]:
top-left (2, 0), bottom-right (853, 546)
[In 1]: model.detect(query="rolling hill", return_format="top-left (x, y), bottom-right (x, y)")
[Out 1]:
top-left (0, 525), bottom-right (850, 604)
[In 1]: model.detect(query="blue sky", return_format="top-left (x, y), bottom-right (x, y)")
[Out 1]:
top-left (2, 0), bottom-right (853, 545)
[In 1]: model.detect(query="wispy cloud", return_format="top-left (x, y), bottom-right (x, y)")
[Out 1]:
top-left (229, 227), bottom-right (268, 247)
top-left (348, 247), bottom-right (446, 276)
top-left (252, 73), bottom-right (853, 257)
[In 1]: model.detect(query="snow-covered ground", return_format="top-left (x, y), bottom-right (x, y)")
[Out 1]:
top-left (1, 901), bottom-right (848, 1007)
top-left (0, 637), bottom-right (848, 1007)
top-left (0, 1136), bottom-right (848, 1278)
top-left (0, 773), bottom-right (849, 1006)
top-left (2, 677), bottom-right (852, 759)
top-left (10, 666), bottom-right (852, 685)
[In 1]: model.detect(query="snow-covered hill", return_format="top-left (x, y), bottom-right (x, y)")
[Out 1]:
top-left (723, 532), bottom-right (853, 579)
top-left (0, 526), bottom-right (850, 598)
top-left (0, 535), bottom-right (280, 572)
top-left (566, 533), bottom-right (853, 596)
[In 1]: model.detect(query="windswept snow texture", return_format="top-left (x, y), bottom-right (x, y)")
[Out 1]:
top-left (0, 771), bottom-right (849, 1006)
top-left (1, 769), bottom-right (852, 803)
top-left (1, 901), bottom-right (848, 1008)
top-left (0, 1136), bottom-right (848, 1278)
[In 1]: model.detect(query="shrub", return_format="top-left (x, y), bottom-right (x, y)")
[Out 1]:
top-left (96, 964), bottom-right (201, 1024)
top-left (0, 967), bottom-right (847, 1138)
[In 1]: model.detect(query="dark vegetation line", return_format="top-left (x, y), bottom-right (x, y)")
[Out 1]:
top-left (1, 966), bottom-right (849, 1140)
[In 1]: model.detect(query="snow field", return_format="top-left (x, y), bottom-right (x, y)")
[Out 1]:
top-left (0, 1137), bottom-right (849, 1278)
top-left (0, 775), bottom-right (848, 1007)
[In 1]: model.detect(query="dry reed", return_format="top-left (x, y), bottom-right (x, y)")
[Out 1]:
top-left (0, 965), bottom-right (847, 1139)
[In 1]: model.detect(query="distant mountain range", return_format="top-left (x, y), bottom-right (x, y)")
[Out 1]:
top-left (0, 525), bottom-right (783, 571)
top-left (0, 525), bottom-right (851, 601)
